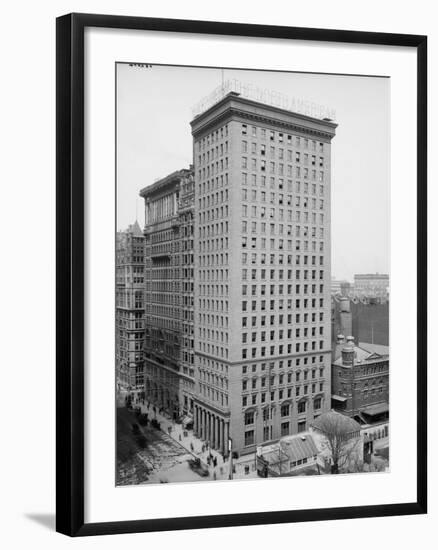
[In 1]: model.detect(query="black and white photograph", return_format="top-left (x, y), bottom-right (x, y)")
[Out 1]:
top-left (0, 0), bottom-right (431, 545)
top-left (115, 63), bottom-right (390, 486)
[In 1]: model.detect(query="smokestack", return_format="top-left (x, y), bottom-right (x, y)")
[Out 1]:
top-left (342, 336), bottom-right (355, 366)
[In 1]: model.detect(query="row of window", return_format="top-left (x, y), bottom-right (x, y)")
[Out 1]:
top-left (198, 341), bottom-right (229, 359)
top-left (242, 253), bottom-right (325, 267)
top-left (198, 383), bottom-right (229, 407)
top-left (198, 205), bottom-right (229, 224)
top-left (243, 369), bottom-right (324, 390)
top-left (242, 233), bottom-right (324, 249)
top-left (242, 326), bottom-right (324, 344)
top-left (241, 140), bottom-right (324, 164)
top-left (198, 160), bottom-right (229, 181)
top-left (241, 341), bottom-right (325, 359)
top-left (242, 283), bottom-right (323, 296)
top-left (242, 201), bottom-right (325, 218)
top-left (198, 253), bottom-right (229, 267)
top-left (242, 297), bottom-right (325, 311)
top-left (198, 189), bottom-right (229, 209)
top-left (241, 124), bottom-right (324, 150)
top-left (197, 174), bottom-right (228, 196)
top-left (197, 313), bottom-right (229, 329)
top-left (242, 355), bottom-right (326, 373)
top-left (199, 238), bottom-right (229, 253)
top-left (244, 398), bottom-right (322, 426)
top-left (241, 157), bottom-right (324, 181)
top-left (241, 189), bottom-right (325, 207)
top-left (197, 140), bottom-right (229, 164)
top-left (198, 327), bottom-right (229, 344)
top-left (197, 125), bottom-right (229, 150)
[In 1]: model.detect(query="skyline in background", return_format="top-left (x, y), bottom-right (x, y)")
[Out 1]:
top-left (116, 63), bottom-right (390, 282)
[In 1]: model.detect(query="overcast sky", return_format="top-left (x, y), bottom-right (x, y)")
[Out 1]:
top-left (116, 63), bottom-right (389, 282)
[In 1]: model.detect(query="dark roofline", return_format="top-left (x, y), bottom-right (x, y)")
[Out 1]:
top-left (190, 91), bottom-right (338, 130)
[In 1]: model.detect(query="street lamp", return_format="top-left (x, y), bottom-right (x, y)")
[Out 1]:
top-left (228, 437), bottom-right (233, 480)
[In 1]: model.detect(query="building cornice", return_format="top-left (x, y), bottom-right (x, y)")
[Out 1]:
top-left (195, 348), bottom-right (333, 367)
top-left (192, 397), bottom-right (231, 417)
top-left (191, 94), bottom-right (337, 142)
top-left (139, 168), bottom-right (193, 199)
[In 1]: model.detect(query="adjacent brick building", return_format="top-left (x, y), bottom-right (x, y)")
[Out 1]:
top-left (331, 336), bottom-right (389, 426)
top-left (332, 295), bottom-right (389, 350)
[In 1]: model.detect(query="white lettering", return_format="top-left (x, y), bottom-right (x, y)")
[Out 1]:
top-left (191, 78), bottom-right (336, 121)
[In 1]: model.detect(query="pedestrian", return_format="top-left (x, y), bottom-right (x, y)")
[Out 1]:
top-left (213, 471), bottom-right (217, 481)
top-left (213, 457), bottom-right (217, 468)
top-left (179, 434), bottom-right (182, 441)
top-left (190, 442), bottom-right (194, 452)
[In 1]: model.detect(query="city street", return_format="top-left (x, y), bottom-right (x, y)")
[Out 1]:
top-left (117, 401), bottom-right (234, 484)
top-left (117, 406), bottom-right (200, 485)
top-left (125, 395), bottom-right (234, 480)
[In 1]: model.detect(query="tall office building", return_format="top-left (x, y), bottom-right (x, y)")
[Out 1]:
top-left (190, 92), bottom-right (337, 456)
top-left (140, 168), bottom-right (195, 420)
top-left (115, 221), bottom-right (145, 391)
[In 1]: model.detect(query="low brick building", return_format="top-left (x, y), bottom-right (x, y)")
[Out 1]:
top-left (331, 336), bottom-right (389, 427)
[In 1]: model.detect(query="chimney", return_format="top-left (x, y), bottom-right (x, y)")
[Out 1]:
top-left (341, 336), bottom-right (355, 366)
top-left (346, 335), bottom-right (355, 347)
top-left (332, 334), bottom-right (345, 362)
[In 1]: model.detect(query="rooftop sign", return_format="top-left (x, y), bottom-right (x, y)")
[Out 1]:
top-left (192, 78), bottom-right (336, 121)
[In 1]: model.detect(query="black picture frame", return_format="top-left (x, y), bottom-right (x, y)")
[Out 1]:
top-left (56, 12), bottom-right (427, 537)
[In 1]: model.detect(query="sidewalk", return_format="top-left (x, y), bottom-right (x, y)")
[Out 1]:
top-left (132, 397), bottom-right (233, 481)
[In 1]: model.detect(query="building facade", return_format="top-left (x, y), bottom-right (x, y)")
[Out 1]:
top-left (332, 295), bottom-right (389, 348)
top-left (140, 168), bottom-right (195, 420)
top-left (190, 92), bottom-right (337, 456)
top-left (331, 277), bottom-right (351, 296)
top-left (331, 336), bottom-right (389, 426)
top-left (354, 273), bottom-right (389, 298)
top-left (115, 221), bottom-right (145, 391)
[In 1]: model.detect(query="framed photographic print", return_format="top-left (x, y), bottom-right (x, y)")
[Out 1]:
top-left (56, 13), bottom-right (427, 536)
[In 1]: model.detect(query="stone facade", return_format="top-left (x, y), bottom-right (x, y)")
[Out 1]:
top-left (140, 169), bottom-right (195, 419)
top-left (115, 221), bottom-right (145, 390)
top-left (191, 92), bottom-right (337, 456)
top-left (354, 273), bottom-right (389, 298)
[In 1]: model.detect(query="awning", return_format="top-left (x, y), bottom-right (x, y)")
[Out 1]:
top-left (361, 403), bottom-right (389, 417)
top-left (332, 394), bottom-right (347, 402)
